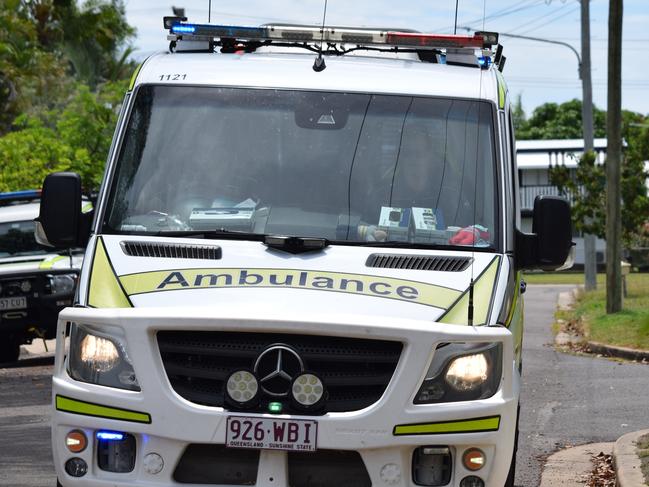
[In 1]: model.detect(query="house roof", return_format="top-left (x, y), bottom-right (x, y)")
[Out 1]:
top-left (516, 138), bottom-right (608, 170)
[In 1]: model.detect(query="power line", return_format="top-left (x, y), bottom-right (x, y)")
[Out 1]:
top-left (518, 4), bottom-right (580, 35)
top-left (434, 0), bottom-right (544, 32)
top-left (507, 0), bottom-right (576, 34)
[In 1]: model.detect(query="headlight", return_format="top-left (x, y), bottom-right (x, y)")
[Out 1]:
top-left (446, 353), bottom-right (489, 391)
top-left (68, 324), bottom-right (140, 391)
top-left (49, 273), bottom-right (77, 295)
top-left (414, 342), bottom-right (502, 404)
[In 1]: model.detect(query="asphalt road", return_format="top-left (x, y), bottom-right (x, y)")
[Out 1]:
top-left (515, 284), bottom-right (649, 486)
top-left (0, 284), bottom-right (647, 486)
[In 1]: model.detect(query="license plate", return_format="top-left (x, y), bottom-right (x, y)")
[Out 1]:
top-left (0, 296), bottom-right (27, 311)
top-left (226, 416), bottom-right (318, 452)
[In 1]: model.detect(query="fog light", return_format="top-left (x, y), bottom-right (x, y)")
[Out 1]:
top-left (462, 448), bottom-right (486, 471)
top-left (225, 370), bottom-right (259, 406)
top-left (412, 446), bottom-right (452, 486)
top-left (97, 431), bottom-right (136, 473)
top-left (380, 463), bottom-right (401, 485)
top-left (64, 457), bottom-right (87, 477)
top-left (143, 452), bottom-right (164, 475)
top-left (291, 373), bottom-right (325, 409)
top-left (459, 476), bottom-right (485, 487)
top-left (65, 430), bottom-right (87, 453)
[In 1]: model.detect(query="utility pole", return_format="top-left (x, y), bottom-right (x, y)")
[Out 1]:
top-left (581, 0), bottom-right (597, 291)
top-left (606, 0), bottom-right (623, 313)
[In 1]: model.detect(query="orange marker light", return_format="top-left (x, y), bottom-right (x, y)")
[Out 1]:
top-left (65, 430), bottom-right (88, 453)
top-left (462, 448), bottom-right (486, 471)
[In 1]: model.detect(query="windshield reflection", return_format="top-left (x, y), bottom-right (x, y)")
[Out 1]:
top-left (105, 86), bottom-right (498, 249)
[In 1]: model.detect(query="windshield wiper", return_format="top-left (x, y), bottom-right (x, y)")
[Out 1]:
top-left (150, 230), bottom-right (330, 254)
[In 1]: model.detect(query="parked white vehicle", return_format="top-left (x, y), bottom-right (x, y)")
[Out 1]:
top-left (38, 19), bottom-right (573, 487)
top-left (0, 191), bottom-right (81, 362)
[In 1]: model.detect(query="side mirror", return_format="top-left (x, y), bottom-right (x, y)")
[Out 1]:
top-left (36, 172), bottom-right (88, 249)
top-left (516, 195), bottom-right (573, 270)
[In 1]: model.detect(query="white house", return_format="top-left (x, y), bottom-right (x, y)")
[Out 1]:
top-left (516, 138), bottom-right (609, 266)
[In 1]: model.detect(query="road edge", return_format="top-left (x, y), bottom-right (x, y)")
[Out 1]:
top-left (614, 429), bottom-right (649, 487)
top-left (539, 442), bottom-right (614, 487)
top-left (554, 288), bottom-right (649, 362)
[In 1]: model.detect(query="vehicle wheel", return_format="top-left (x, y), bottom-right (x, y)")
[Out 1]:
top-left (504, 404), bottom-right (520, 487)
top-left (0, 339), bottom-right (21, 363)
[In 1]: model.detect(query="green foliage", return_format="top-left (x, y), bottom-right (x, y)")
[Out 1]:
top-left (21, 0), bottom-right (136, 88)
top-left (0, 0), bottom-right (134, 191)
top-left (521, 98), bottom-right (649, 244)
top-left (516, 98), bottom-right (606, 140)
top-left (549, 151), bottom-right (607, 237)
top-left (0, 1), bottom-right (71, 134)
top-left (511, 93), bottom-right (526, 134)
top-left (0, 80), bottom-right (128, 192)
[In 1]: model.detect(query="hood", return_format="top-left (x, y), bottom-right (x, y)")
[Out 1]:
top-left (84, 235), bottom-right (504, 325)
top-left (0, 253), bottom-right (79, 274)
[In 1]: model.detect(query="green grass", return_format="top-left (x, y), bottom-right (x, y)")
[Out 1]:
top-left (523, 272), bottom-right (607, 286)
top-left (556, 273), bottom-right (649, 351)
top-left (638, 434), bottom-right (649, 485)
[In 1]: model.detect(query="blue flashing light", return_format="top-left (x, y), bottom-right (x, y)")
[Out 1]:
top-left (478, 56), bottom-right (492, 68)
top-left (0, 189), bottom-right (41, 200)
top-left (172, 24), bottom-right (196, 34)
top-left (96, 431), bottom-right (125, 441)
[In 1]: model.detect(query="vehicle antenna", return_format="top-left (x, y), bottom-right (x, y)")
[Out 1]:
top-left (208, 0), bottom-right (211, 22)
top-left (468, 0), bottom-right (487, 327)
top-left (453, 0), bottom-right (460, 34)
top-left (313, 0), bottom-right (328, 72)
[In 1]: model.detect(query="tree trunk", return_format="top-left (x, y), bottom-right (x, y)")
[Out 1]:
top-left (606, 0), bottom-right (623, 313)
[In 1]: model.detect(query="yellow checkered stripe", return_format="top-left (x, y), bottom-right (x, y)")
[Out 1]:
top-left (55, 395), bottom-right (151, 424)
top-left (393, 416), bottom-right (500, 436)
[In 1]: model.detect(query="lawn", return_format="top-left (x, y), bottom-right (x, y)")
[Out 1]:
top-left (546, 273), bottom-right (649, 351)
top-left (523, 272), bottom-right (607, 286)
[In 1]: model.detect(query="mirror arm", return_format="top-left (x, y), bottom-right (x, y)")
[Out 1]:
top-left (514, 229), bottom-right (538, 270)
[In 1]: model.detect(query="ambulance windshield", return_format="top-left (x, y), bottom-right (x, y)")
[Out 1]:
top-left (104, 85), bottom-right (498, 249)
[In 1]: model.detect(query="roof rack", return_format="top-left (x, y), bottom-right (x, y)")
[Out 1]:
top-left (163, 16), bottom-right (501, 68)
top-left (0, 190), bottom-right (41, 206)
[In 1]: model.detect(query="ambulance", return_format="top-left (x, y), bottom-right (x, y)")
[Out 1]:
top-left (38, 18), bottom-right (573, 487)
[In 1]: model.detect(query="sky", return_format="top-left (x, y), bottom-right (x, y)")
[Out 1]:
top-left (123, 0), bottom-right (649, 117)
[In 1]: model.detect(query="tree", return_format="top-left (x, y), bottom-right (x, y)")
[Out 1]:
top-left (0, 0), bottom-right (71, 134)
top-left (0, 80), bottom-right (128, 192)
top-left (22, 0), bottom-right (136, 88)
top-left (0, 0), bottom-right (135, 191)
top-left (518, 99), bottom-right (649, 247)
top-left (516, 98), bottom-right (606, 140)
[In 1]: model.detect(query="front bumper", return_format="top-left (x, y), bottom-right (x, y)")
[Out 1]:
top-left (0, 269), bottom-right (76, 339)
top-left (52, 306), bottom-right (519, 487)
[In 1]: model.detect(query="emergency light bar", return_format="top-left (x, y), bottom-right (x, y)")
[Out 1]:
top-left (0, 189), bottom-right (41, 205)
top-left (164, 17), bottom-right (499, 50)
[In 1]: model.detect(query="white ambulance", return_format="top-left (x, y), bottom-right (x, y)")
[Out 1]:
top-left (38, 18), bottom-right (573, 487)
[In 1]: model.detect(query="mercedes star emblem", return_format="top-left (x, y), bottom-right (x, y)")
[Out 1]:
top-left (253, 345), bottom-right (305, 397)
